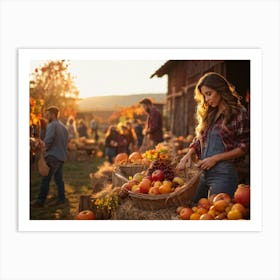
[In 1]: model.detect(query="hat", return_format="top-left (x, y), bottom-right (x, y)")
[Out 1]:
top-left (139, 97), bottom-right (153, 106)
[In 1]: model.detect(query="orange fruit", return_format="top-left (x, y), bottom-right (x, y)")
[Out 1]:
top-left (213, 200), bottom-right (229, 212)
top-left (198, 198), bottom-right (211, 210)
top-left (197, 207), bottom-right (208, 215)
top-left (227, 209), bottom-right (243, 220)
top-left (190, 213), bottom-right (201, 220)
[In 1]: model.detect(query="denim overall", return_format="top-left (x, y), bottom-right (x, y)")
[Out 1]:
top-left (193, 123), bottom-right (238, 203)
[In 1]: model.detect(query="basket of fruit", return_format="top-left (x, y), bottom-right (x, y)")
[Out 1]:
top-left (114, 152), bottom-right (150, 178)
top-left (119, 159), bottom-right (202, 211)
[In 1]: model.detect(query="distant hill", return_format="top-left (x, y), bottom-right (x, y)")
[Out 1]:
top-left (77, 93), bottom-right (166, 112)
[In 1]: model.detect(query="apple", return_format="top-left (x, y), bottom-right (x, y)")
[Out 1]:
top-left (172, 177), bottom-right (185, 186)
top-left (148, 186), bottom-right (160, 195)
top-left (151, 169), bottom-right (165, 181)
top-left (133, 173), bottom-right (145, 183)
top-left (197, 207), bottom-right (208, 215)
top-left (208, 193), bottom-right (217, 204)
top-left (214, 212), bottom-right (227, 220)
top-left (200, 213), bottom-right (214, 220)
top-left (144, 175), bottom-right (152, 181)
top-left (139, 178), bottom-right (152, 194)
top-left (176, 206), bottom-right (185, 214)
top-left (153, 180), bottom-right (162, 188)
top-left (127, 179), bottom-right (138, 188)
top-left (212, 193), bottom-right (232, 204)
top-left (131, 184), bottom-right (139, 192)
top-left (234, 184), bottom-right (250, 207)
top-left (179, 207), bottom-right (193, 220)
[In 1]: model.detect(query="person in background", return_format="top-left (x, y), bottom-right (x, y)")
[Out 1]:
top-left (77, 120), bottom-right (88, 138)
top-left (90, 115), bottom-right (99, 142)
top-left (116, 123), bottom-right (128, 154)
top-left (176, 72), bottom-right (249, 202)
top-left (139, 98), bottom-right (163, 148)
top-left (31, 106), bottom-right (69, 208)
top-left (104, 125), bottom-right (120, 163)
top-left (66, 117), bottom-right (77, 140)
top-left (133, 119), bottom-right (144, 150)
top-left (123, 121), bottom-right (137, 154)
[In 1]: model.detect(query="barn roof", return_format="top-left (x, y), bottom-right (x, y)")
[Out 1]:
top-left (150, 60), bottom-right (180, 78)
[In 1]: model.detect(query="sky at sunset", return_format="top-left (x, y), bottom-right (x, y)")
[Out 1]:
top-left (30, 60), bottom-right (168, 99)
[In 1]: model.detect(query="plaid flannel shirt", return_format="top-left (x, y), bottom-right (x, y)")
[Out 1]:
top-left (189, 107), bottom-right (250, 159)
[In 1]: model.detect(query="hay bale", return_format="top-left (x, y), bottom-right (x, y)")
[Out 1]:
top-left (111, 199), bottom-right (179, 220)
top-left (90, 173), bottom-right (110, 193)
top-left (89, 162), bottom-right (116, 193)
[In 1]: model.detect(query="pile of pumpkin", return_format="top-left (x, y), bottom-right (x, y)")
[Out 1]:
top-left (177, 184), bottom-right (250, 220)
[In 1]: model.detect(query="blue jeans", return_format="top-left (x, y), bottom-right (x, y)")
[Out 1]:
top-left (37, 155), bottom-right (65, 204)
top-left (105, 147), bottom-right (117, 163)
top-left (193, 161), bottom-right (238, 203)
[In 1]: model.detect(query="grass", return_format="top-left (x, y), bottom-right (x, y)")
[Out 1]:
top-left (30, 157), bottom-right (105, 220)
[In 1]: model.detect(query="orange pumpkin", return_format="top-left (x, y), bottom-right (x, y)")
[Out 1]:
top-left (114, 153), bottom-right (128, 164)
top-left (76, 210), bottom-right (96, 220)
top-left (128, 152), bottom-right (143, 163)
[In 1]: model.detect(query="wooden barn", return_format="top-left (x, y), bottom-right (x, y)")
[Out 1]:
top-left (151, 60), bottom-right (250, 137)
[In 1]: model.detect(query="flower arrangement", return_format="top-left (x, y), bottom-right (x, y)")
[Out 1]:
top-left (91, 185), bottom-right (121, 219)
top-left (142, 143), bottom-right (170, 161)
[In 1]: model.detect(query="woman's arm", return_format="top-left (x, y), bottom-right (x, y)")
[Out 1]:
top-left (197, 147), bottom-right (245, 170)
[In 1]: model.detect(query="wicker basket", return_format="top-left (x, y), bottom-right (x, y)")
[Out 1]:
top-left (127, 167), bottom-right (202, 210)
top-left (116, 164), bottom-right (147, 178)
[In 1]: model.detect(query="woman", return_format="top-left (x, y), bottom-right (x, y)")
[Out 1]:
top-left (176, 72), bottom-right (249, 202)
top-left (66, 117), bottom-right (77, 140)
top-left (105, 125), bottom-right (120, 163)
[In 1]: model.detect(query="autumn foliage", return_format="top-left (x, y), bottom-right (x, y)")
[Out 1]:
top-left (30, 60), bottom-right (79, 121)
top-left (108, 104), bottom-right (146, 124)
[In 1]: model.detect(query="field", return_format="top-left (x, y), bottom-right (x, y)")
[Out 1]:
top-left (30, 157), bottom-right (105, 220)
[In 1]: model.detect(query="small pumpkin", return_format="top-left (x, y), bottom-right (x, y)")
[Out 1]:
top-left (76, 210), bottom-right (96, 220)
top-left (114, 153), bottom-right (128, 164)
top-left (128, 152), bottom-right (143, 163)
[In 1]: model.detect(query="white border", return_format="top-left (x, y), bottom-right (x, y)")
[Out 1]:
top-left (19, 48), bottom-right (262, 232)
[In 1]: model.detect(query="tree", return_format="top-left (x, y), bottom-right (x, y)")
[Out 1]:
top-left (30, 60), bottom-right (79, 122)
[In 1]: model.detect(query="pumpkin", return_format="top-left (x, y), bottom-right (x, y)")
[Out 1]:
top-left (234, 184), bottom-right (250, 207)
top-left (128, 152), bottom-right (143, 163)
top-left (76, 210), bottom-right (96, 220)
top-left (114, 153), bottom-right (128, 164)
top-left (96, 151), bottom-right (104, 158)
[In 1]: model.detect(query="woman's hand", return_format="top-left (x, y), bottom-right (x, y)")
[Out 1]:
top-left (176, 149), bottom-right (194, 170)
top-left (197, 156), bottom-right (218, 170)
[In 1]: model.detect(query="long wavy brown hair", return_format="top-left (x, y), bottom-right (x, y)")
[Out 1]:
top-left (194, 72), bottom-right (243, 137)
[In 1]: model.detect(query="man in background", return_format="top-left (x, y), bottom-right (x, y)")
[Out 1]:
top-left (90, 115), bottom-right (99, 142)
top-left (139, 98), bottom-right (163, 148)
top-left (31, 106), bottom-right (69, 208)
